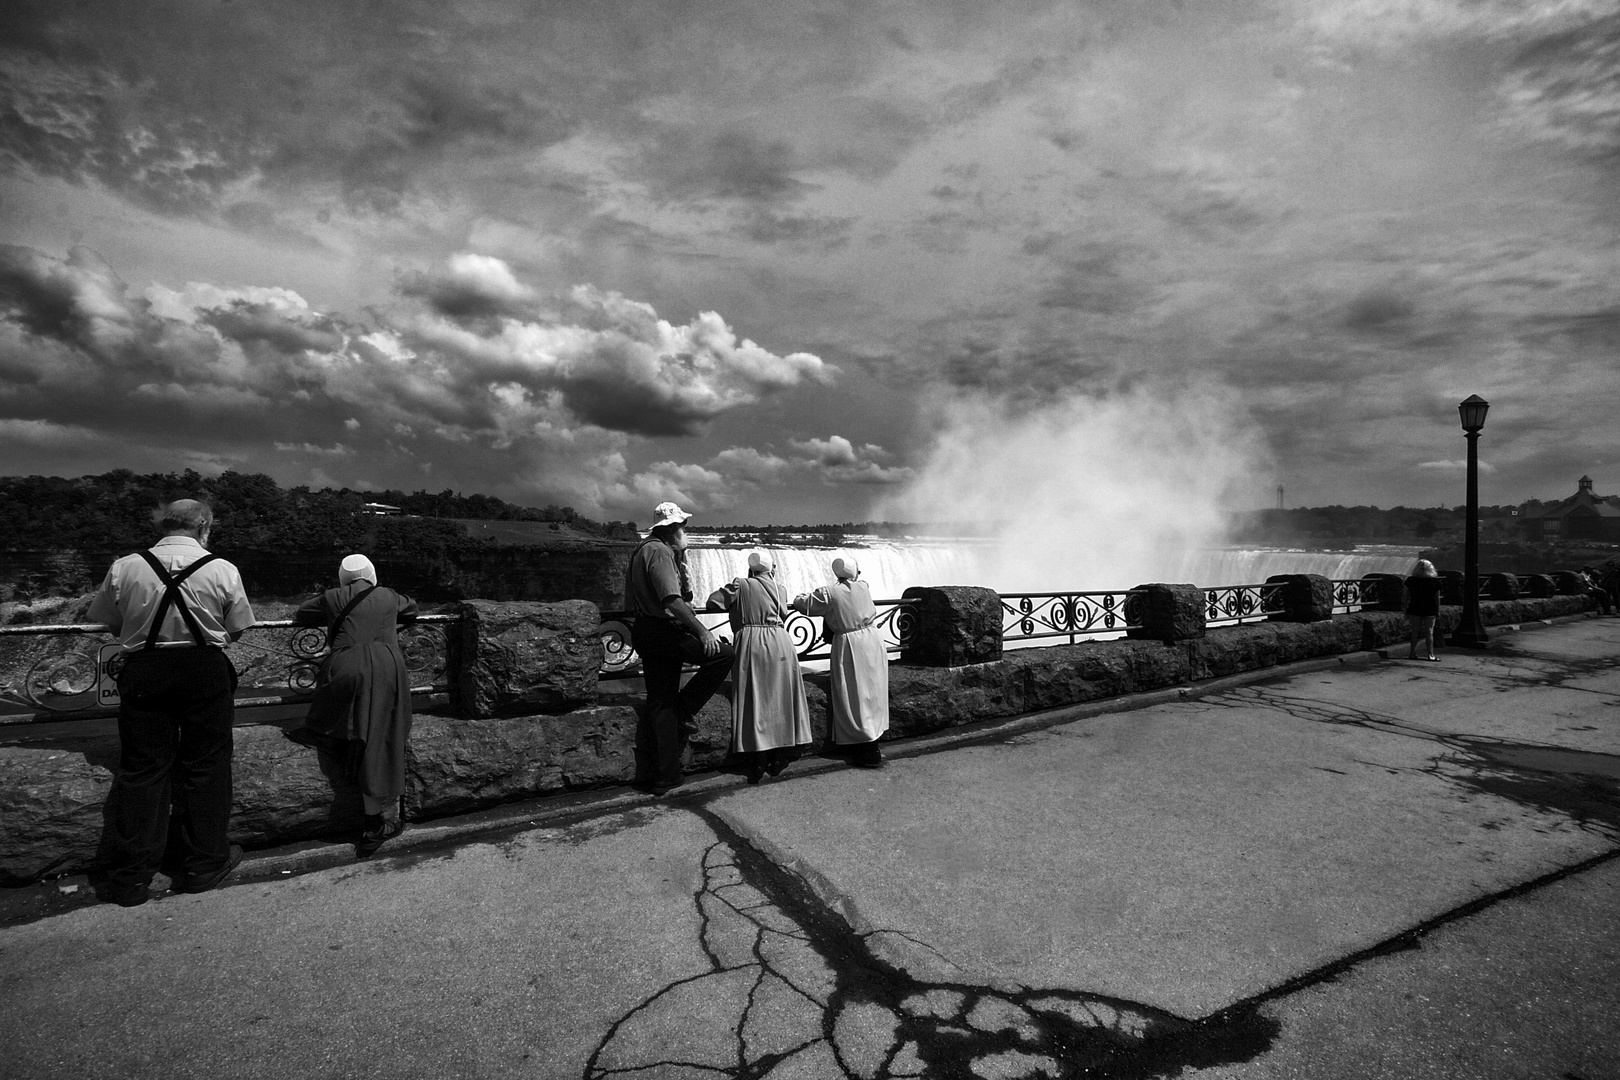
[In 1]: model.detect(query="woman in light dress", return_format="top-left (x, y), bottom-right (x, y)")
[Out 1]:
top-left (792, 556), bottom-right (888, 768)
top-left (706, 551), bottom-right (812, 783)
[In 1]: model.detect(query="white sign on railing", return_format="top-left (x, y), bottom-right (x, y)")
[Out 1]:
top-left (98, 643), bottom-right (124, 706)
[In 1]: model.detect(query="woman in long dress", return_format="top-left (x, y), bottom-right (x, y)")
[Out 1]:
top-left (706, 550), bottom-right (812, 783)
top-left (793, 556), bottom-right (889, 768)
top-left (292, 554), bottom-right (418, 855)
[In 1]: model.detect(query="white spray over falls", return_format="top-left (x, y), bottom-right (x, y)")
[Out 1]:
top-left (874, 385), bottom-right (1278, 592)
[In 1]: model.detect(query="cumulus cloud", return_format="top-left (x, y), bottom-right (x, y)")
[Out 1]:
top-left (0, 244), bottom-right (837, 516)
top-left (1417, 459), bottom-right (1499, 474)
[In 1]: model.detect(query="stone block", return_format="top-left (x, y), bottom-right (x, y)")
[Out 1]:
top-left (900, 586), bottom-right (1003, 667)
top-left (685, 688), bottom-right (737, 770)
top-left (0, 741), bottom-right (114, 885)
top-left (1363, 574), bottom-right (1406, 612)
top-left (1188, 624), bottom-right (1275, 680)
top-left (1522, 574), bottom-right (1557, 599)
top-left (231, 724), bottom-right (366, 846)
top-left (1120, 639), bottom-right (1192, 692)
top-left (1485, 573), bottom-right (1520, 600)
top-left (448, 599), bottom-right (602, 718)
top-left (1551, 571), bottom-right (1586, 596)
top-left (1006, 643), bottom-right (1134, 711)
top-left (405, 705), bottom-right (638, 817)
top-left (1125, 583), bottom-right (1205, 642)
top-left (1265, 574), bottom-right (1334, 623)
top-left (887, 661), bottom-right (1024, 737)
top-left (1271, 620), bottom-right (1344, 665)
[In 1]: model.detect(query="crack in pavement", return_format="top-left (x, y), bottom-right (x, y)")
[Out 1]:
top-left (583, 805), bottom-right (1277, 1079)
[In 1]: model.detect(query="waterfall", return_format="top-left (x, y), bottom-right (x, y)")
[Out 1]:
top-left (684, 539), bottom-right (1423, 601)
top-left (684, 541), bottom-right (990, 602)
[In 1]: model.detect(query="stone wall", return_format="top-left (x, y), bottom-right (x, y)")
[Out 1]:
top-left (0, 592), bottom-right (1596, 884)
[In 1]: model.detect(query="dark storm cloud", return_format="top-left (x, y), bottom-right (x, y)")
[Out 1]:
top-left (0, 0), bottom-right (978, 224)
top-left (0, 244), bottom-right (839, 510)
top-left (199, 304), bottom-right (346, 355)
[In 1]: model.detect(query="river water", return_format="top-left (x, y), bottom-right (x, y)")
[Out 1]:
top-left (683, 538), bottom-right (1424, 602)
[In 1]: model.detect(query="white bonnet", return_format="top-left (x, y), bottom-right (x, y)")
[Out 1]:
top-left (338, 553), bottom-right (377, 586)
top-left (747, 550), bottom-right (774, 574)
top-left (832, 556), bottom-right (858, 581)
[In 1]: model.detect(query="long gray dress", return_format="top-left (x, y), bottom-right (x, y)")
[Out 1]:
top-left (293, 583), bottom-right (418, 813)
top-left (794, 578), bottom-right (889, 745)
top-left (707, 573), bottom-right (812, 753)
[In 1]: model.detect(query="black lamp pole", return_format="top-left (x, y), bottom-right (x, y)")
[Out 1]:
top-left (1452, 394), bottom-right (1490, 648)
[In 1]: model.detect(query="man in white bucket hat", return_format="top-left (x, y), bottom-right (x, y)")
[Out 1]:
top-left (623, 501), bottom-right (734, 794)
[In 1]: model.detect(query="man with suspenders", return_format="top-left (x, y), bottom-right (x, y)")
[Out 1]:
top-left (87, 499), bottom-right (256, 906)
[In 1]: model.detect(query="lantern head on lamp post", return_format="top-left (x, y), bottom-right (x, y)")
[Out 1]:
top-left (1451, 395), bottom-right (1490, 648)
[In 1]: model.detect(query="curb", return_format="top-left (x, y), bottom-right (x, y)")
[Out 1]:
top-left (228, 646), bottom-right (1401, 884)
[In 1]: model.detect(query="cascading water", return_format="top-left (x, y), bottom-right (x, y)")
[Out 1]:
top-left (684, 539), bottom-right (1424, 601)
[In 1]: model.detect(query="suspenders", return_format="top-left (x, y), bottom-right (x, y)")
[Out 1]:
top-left (135, 551), bottom-right (222, 649)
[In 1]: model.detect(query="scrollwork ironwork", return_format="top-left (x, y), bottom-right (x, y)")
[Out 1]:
top-left (595, 600), bottom-right (916, 675)
top-left (999, 592), bottom-right (1140, 643)
top-left (1203, 583), bottom-right (1283, 626)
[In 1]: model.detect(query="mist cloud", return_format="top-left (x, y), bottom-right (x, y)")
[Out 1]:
top-left (879, 384), bottom-right (1275, 592)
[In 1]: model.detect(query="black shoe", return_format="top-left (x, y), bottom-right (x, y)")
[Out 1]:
top-left (851, 745), bottom-right (885, 769)
top-left (356, 817), bottom-right (406, 859)
top-left (97, 881), bottom-right (151, 907)
top-left (176, 845), bottom-right (243, 894)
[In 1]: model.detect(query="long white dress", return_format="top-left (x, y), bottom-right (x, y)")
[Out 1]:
top-left (794, 578), bottom-right (889, 745)
top-left (707, 573), bottom-right (813, 753)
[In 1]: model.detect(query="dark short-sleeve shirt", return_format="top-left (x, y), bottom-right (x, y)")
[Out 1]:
top-left (1404, 576), bottom-right (1444, 617)
top-left (624, 540), bottom-right (686, 619)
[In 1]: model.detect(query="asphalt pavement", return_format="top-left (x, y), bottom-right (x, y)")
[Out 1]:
top-left (1, 615), bottom-right (1617, 1080)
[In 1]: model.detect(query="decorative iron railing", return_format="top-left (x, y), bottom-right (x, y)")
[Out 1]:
top-left (999, 591), bottom-right (1142, 644)
top-left (597, 599), bottom-right (915, 676)
top-left (0, 615), bottom-right (456, 715)
top-left (1204, 582), bottom-right (1285, 626)
top-left (1331, 578), bottom-right (1373, 611)
top-left (2, 575), bottom-right (1518, 715)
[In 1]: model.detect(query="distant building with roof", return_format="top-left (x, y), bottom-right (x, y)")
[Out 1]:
top-left (361, 502), bottom-right (402, 516)
top-left (1520, 476), bottom-right (1620, 541)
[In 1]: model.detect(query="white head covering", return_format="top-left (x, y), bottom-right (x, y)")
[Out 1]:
top-left (339, 553), bottom-right (377, 586)
top-left (747, 550), bottom-right (774, 575)
top-left (651, 501), bottom-right (692, 528)
top-left (832, 556), bottom-right (859, 581)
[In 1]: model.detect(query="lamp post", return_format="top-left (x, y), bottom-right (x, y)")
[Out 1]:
top-left (1451, 394), bottom-right (1490, 648)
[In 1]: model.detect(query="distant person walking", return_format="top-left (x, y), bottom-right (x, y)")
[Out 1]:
top-left (792, 556), bottom-right (888, 768)
top-left (1404, 559), bottom-right (1444, 661)
top-left (707, 550), bottom-right (812, 783)
top-left (1579, 567), bottom-right (1613, 616)
top-left (625, 502), bottom-right (734, 795)
top-left (87, 499), bottom-right (255, 906)
top-left (291, 554), bottom-right (418, 857)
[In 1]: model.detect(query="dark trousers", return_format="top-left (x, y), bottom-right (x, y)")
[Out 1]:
top-left (632, 618), bottom-right (734, 787)
top-left (104, 648), bottom-right (237, 889)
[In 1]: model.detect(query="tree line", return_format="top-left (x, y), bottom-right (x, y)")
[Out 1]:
top-left (0, 470), bottom-right (638, 555)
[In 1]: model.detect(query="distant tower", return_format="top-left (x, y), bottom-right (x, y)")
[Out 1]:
top-left (1277, 485), bottom-right (1285, 510)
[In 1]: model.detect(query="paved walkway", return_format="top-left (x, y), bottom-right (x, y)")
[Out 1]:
top-left (2, 617), bottom-right (1617, 1079)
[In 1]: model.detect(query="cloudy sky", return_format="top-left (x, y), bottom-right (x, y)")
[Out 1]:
top-left (2, 0), bottom-right (1617, 525)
